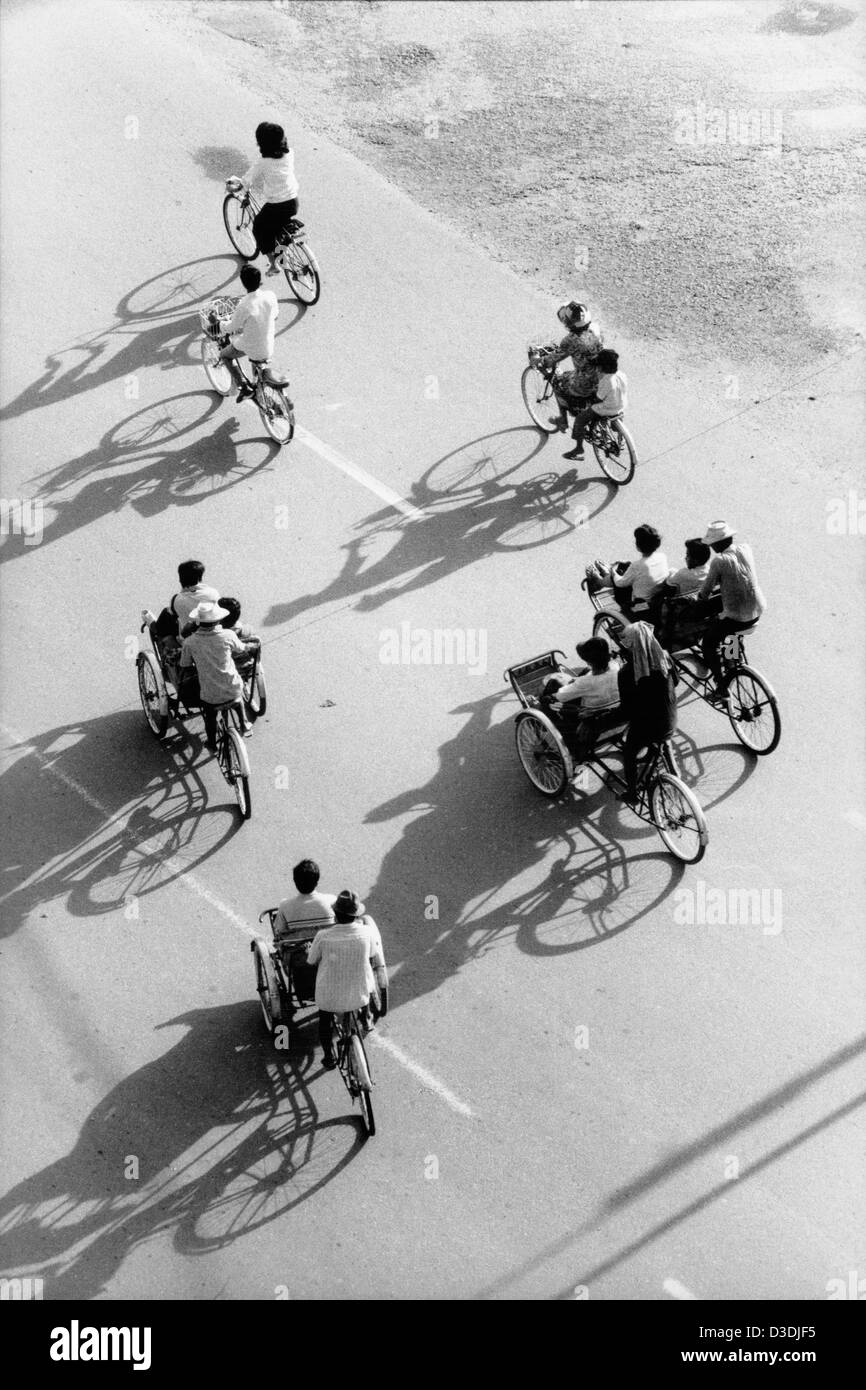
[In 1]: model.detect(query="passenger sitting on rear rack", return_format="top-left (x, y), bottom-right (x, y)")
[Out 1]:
top-left (617, 622), bottom-right (678, 803)
top-left (541, 636), bottom-right (621, 760)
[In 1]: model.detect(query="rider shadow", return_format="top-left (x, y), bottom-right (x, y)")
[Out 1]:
top-left (263, 428), bottom-right (617, 627)
top-left (0, 711), bottom-right (247, 941)
top-left (2, 395), bottom-right (280, 564)
top-left (361, 691), bottom-right (691, 1007)
top-left (0, 1002), bottom-right (365, 1298)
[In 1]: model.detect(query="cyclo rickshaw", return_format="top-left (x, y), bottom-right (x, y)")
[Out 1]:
top-left (251, 910), bottom-right (385, 1136)
top-left (582, 570), bottom-right (781, 756)
top-left (136, 606), bottom-right (267, 820)
top-left (505, 650), bottom-right (709, 863)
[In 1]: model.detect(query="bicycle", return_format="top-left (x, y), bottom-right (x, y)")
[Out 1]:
top-left (199, 297), bottom-right (295, 445)
top-left (223, 179), bottom-right (321, 305)
top-left (521, 344), bottom-right (637, 485)
top-left (212, 700), bottom-right (252, 821)
top-left (333, 1010), bottom-right (376, 1136)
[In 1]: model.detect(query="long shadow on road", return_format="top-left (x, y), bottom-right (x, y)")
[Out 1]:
top-left (0, 1003), bottom-right (363, 1298)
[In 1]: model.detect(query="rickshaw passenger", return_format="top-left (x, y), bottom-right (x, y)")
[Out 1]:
top-left (658, 538), bottom-right (711, 649)
top-left (543, 636), bottom-right (620, 760)
top-left (617, 622), bottom-right (677, 803)
top-left (274, 858), bottom-right (336, 943)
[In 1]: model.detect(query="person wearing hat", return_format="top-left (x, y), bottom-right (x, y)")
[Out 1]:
top-left (539, 301), bottom-right (604, 435)
top-left (542, 635), bottom-right (622, 761)
top-left (306, 890), bottom-right (388, 1070)
top-left (696, 522), bottom-right (766, 693)
top-left (179, 600), bottom-right (260, 750)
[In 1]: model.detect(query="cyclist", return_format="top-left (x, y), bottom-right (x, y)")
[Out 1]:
top-left (236, 120), bottom-right (301, 276)
top-left (539, 301), bottom-right (604, 435)
top-left (307, 890), bottom-right (388, 1070)
top-left (216, 264), bottom-right (279, 402)
top-left (696, 521), bottom-right (766, 693)
top-left (179, 600), bottom-right (258, 749)
top-left (617, 622), bottom-right (677, 803)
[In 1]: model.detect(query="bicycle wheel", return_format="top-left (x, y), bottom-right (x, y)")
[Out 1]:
top-left (222, 193), bottom-right (257, 259)
top-left (350, 1036), bottom-right (375, 1136)
top-left (515, 712), bottom-right (568, 796)
top-left (282, 241), bottom-right (321, 304)
top-left (224, 726), bottom-right (252, 820)
top-left (650, 772), bottom-right (708, 863)
top-left (593, 419), bottom-right (637, 486)
top-left (521, 364), bottom-right (560, 432)
top-left (243, 664), bottom-right (267, 720)
top-left (725, 665), bottom-right (781, 755)
top-left (592, 610), bottom-right (626, 650)
top-left (200, 336), bottom-right (233, 396)
top-left (137, 652), bottom-right (168, 739)
top-left (252, 941), bottom-right (282, 1034)
top-left (257, 385), bottom-right (294, 444)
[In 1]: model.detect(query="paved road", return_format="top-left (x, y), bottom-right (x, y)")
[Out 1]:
top-left (1, 0), bottom-right (863, 1300)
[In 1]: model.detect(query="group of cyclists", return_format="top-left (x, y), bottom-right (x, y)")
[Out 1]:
top-left (160, 118), bottom-right (767, 1066)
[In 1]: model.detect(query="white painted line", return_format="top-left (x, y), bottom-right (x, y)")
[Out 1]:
top-left (295, 425), bottom-right (424, 521)
top-left (663, 1278), bottom-right (697, 1300)
top-left (843, 809), bottom-right (866, 832)
top-left (372, 1033), bottom-right (473, 1117)
top-left (6, 724), bottom-right (471, 1117)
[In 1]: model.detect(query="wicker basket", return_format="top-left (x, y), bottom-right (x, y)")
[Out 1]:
top-left (199, 296), bottom-right (239, 339)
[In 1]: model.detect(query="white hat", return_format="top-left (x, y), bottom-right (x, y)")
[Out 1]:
top-left (190, 600), bottom-right (230, 624)
top-left (702, 520), bottom-right (735, 545)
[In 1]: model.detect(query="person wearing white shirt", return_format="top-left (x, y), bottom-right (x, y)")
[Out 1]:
top-left (611, 523), bottom-right (669, 618)
top-left (218, 264), bottom-right (279, 400)
top-left (563, 347), bottom-right (628, 464)
top-left (307, 891), bottom-right (388, 1069)
top-left (242, 121), bottom-right (301, 276)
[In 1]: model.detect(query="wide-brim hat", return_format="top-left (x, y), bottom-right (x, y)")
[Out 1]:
top-left (702, 520), bottom-right (735, 545)
top-left (333, 890), bottom-right (366, 920)
top-left (190, 600), bottom-right (230, 624)
top-left (558, 300), bottom-right (591, 331)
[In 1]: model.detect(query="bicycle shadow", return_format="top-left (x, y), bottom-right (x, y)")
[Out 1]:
top-left (0, 1003), bottom-right (365, 1298)
top-left (263, 428), bottom-right (618, 627)
top-left (1, 395), bottom-right (280, 564)
top-left (0, 711), bottom-right (247, 941)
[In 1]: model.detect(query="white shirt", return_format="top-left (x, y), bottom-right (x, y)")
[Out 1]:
top-left (307, 917), bottom-right (385, 1014)
top-left (171, 583), bottom-right (220, 632)
top-left (228, 288), bottom-right (279, 362)
top-left (274, 890), bottom-right (336, 941)
top-left (667, 562), bottom-right (709, 596)
top-left (243, 153), bottom-right (299, 203)
top-left (555, 667), bottom-right (620, 710)
top-left (614, 551), bottom-right (669, 604)
top-left (593, 371), bottom-right (628, 416)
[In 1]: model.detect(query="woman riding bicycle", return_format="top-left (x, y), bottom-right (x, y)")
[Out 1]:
top-left (237, 121), bottom-right (301, 277)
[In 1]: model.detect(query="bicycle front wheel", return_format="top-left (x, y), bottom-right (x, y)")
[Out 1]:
top-left (282, 241), bottom-right (321, 304)
top-left (257, 385), bottom-right (294, 445)
top-left (200, 337), bottom-right (233, 396)
top-left (223, 726), bottom-right (252, 820)
top-left (594, 419), bottom-right (637, 486)
top-left (650, 772), bottom-right (708, 863)
top-left (521, 364), bottom-right (559, 432)
top-left (725, 665), bottom-right (781, 755)
top-left (223, 193), bottom-right (258, 259)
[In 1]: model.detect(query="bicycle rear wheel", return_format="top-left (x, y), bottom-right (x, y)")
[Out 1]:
top-left (223, 193), bottom-right (257, 259)
top-left (257, 385), bottom-right (294, 444)
top-left (725, 665), bottom-right (781, 755)
top-left (282, 241), bottom-right (321, 304)
top-left (223, 726), bottom-right (252, 820)
top-left (350, 1035), bottom-right (375, 1136)
top-left (594, 419), bottom-right (637, 486)
top-left (521, 364), bottom-right (560, 432)
top-left (650, 772), bottom-right (707, 863)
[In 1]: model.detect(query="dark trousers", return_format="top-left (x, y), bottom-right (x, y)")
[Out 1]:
top-left (201, 698), bottom-right (245, 748)
top-left (701, 616), bottom-right (757, 687)
top-left (571, 404), bottom-right (598, 448)
top-left (318, 1010), bottom-right (335, 1058)
top-left (253, 198), bottom-right (300, 255)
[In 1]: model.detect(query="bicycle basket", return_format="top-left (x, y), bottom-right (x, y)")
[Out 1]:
top-left (199, 296), bottom-right (238, 339)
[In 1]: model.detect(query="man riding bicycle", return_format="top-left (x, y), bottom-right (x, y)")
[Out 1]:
top-left (696, 521), bottom-right (766, 694)
top-left (307, 890), bottom-right (388, 1070)
top-left (215, 264), bottom-right (279, 403)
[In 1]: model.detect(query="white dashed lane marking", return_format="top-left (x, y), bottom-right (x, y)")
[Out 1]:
top-left (296, 425), bottom-right (424, 521)
top-left (663, 1278), bottom-right (698, 1300)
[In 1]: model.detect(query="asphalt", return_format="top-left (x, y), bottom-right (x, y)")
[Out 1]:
top-left (0, 0), bottom-right (863, 1300)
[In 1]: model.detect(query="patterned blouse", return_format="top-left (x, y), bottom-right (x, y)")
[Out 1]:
top-left (547, 325), bottom-right (604, 397)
